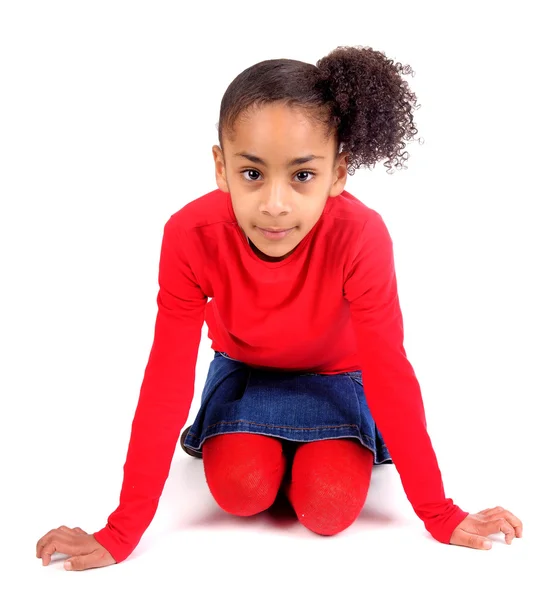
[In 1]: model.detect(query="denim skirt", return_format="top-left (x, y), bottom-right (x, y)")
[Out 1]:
top-left (182, 351), bottom-right (393, 465)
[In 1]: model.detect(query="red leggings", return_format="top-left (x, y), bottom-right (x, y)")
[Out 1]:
top-left (202, 432), bottom-right (374, 535)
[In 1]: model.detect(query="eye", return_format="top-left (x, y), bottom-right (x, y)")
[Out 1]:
top-left (295, 171), bottom-right (315, 183)
top-left (242, 169), bottom-right (262, 182)
top-left (241, 169), bottom-right (315, 183)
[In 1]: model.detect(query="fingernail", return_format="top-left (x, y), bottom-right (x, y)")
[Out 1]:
top-left (483, 541), bottom-right (492, 549)
top-left (64, 561), bottom-right (72, 570)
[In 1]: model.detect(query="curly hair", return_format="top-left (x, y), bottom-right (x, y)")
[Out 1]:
top-left (217, 45), bottom-right (421, 175)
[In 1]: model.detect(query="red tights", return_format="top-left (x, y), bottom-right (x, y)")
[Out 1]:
top-left (202, 433), bottom-right (374, 535)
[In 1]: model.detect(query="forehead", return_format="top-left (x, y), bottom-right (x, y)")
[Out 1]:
top-left (228, 103), bottom-right (333, 155)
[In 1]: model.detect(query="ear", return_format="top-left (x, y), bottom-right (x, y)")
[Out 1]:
top-left (329, 152), bottom-right (348, 197)
top-left (212, 145), bottom-right (229, 193)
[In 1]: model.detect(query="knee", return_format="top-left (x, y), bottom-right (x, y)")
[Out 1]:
top-left (288, 439), bottom-right (373, 535)
top-left (292, 481), bottom-right (365, 535)
top-left (212, 463), bottom-right (280, 516)
top-left (203, 433), bottom-right (286, 517)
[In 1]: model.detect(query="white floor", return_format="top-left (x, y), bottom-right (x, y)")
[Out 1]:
top-left (3, 2), bottom-right (547, 595)
top-left (12, 435), bottom-right (542, 600)
top-left (8, 327), bottom-right (547, 600)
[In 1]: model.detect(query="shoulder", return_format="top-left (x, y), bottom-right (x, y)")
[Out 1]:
top-left (327, 189), bottom-right (390, 246)
top-left (166, 188), bottom-right (232, 233)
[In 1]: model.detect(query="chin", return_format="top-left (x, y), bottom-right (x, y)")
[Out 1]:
top-left (255, 238), bottom-right (294, 256)
top-left (265, 249), bottom-right (288, 257)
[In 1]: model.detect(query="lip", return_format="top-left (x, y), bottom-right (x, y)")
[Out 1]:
top-left (257, 226), bottom-right (295, 241)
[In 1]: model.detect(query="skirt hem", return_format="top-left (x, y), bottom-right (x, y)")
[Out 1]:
top-left (183, 421), bottom-right (393, 465)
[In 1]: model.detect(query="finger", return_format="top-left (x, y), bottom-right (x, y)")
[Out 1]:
top-left (495, 510), bottom-right (523, 538)
top-left (40, 535), bottom-right (79, 566)
top-left (478, 506), bottom-right (504, 516)
top-left (451, 530), bottom-right (492, 550)
top-left (37, 529), bottom-right (59, 558)
top-left (481, 517), bottom-right (516, 544)
top-left (65, 549), bottom-right (113, 571)
top-left (478, 507), bottom-right (523, 537)
top-left (38, 530), bottom-right (72, 564)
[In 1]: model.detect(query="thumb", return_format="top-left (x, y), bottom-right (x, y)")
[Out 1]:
top-left (451, 530), bottom-right (493, 551)
top-left (65, 550), bottom-right (108, 571)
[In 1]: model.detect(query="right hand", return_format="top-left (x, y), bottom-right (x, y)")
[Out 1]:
top-left (36, 526), bottom-right (116, 571)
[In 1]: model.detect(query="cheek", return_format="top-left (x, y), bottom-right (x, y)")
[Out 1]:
top-left (299, 209), bottom-right (326, 235)
top-left (231, 201), bottom-right (251, 220)
top-left (302, 202), bottom-right (326, 222)
top-left (233, 207), bottom-right (259, 235)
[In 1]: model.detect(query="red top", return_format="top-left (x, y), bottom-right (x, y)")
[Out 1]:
top-left (93, 188), bottom-right (468, 562)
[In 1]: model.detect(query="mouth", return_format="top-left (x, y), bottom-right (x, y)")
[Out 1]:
top-left (256, 226), bottom-right (295, 241)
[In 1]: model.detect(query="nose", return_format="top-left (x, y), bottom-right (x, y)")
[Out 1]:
top-left (260, 184), bottom-right (291, 217)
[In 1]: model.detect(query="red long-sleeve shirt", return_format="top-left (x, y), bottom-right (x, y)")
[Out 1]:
top-left (93, 187), bottom-right (468, 562)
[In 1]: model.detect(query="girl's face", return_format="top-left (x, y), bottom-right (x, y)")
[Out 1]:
top-left (212, 102), bottom-right (348, 261)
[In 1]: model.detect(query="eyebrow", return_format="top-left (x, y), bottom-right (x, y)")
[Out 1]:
top-left (234, 152), bottom-right (325, 167)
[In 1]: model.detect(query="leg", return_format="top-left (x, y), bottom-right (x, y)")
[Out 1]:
top-left (285, 438), bottom-right (374, 535)
top-left (202, 432), bottom-right (287, 517)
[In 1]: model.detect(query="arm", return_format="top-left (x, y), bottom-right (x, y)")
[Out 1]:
top-left (92, 218), bottom-right (207, 562)
top-left (344, 213), bottom-right (468, 543)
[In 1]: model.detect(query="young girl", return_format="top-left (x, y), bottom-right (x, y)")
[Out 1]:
top-left (36, 45), bottom-right (523, 571)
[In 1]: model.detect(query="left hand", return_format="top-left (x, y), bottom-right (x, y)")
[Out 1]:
top-left (450, 506), bottom-right (523, 550)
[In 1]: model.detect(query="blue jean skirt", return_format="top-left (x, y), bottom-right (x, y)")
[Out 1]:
top-left (182, 351), bottom-right (393, 465)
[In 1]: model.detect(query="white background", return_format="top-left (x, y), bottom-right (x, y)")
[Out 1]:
top-left (1, 0), bottom-right (546, 597)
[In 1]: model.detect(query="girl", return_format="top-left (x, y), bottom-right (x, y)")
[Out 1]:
top-left (36, 45), bottom-right (523, 571)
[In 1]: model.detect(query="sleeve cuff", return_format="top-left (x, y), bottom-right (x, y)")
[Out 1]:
top-left (93, 526), bottom-right (138, 564)
top-left (426, 507), bottom-right (469, 544)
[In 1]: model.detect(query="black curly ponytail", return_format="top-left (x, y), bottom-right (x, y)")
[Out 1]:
top-left (217, 45), bottom-right (422, 175)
